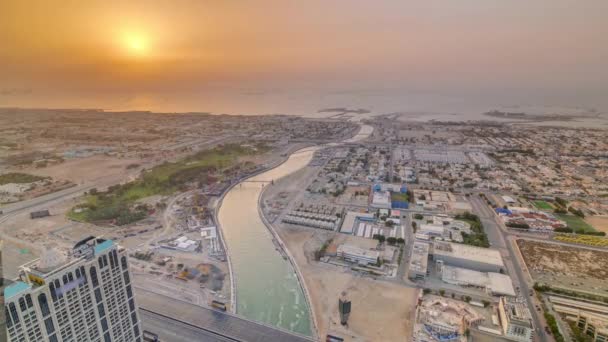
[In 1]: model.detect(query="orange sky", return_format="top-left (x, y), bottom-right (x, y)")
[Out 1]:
top-left (1, 1), bottom-right (607, 112)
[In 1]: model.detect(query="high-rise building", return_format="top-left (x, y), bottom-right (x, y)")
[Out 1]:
top-left (338, 292), bottom-right (351, 326)
top-left (1, 240), bottom-right (6, 342)
top-left (4, 237), bottom-right (142, 342)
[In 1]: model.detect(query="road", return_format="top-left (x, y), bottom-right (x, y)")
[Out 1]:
top-left (136, 287), bottom-right (315, 342)
top-left (140, 309), bottom-right (238, 342)
top-left (469, 195), bottom-right (549, 342)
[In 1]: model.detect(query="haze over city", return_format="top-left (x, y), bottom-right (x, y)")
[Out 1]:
top-left (1, 1), bottom-right (608, 114)
top-left (1, 2), bottom-right (608, 342)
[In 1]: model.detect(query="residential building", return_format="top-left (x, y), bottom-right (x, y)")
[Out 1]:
top-left (498, 297), bottom-right (533, 342)
top-left (4, 237), bottom-right (142, 342)
top-left (549, 295), bottom-right (608, 342)
top-left (1, 240), bottom-right (5, 342)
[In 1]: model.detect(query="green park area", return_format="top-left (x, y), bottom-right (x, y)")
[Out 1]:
top-left (455, 212), bottom-right (490, 248)
top-left (0, 172), bottom-right (48, 185)
top-left (69, 144), bottom-right (264, 225)
top-left (533, 200), bottom-right (553, 210)
top-left (557, 214), bottom-right (596, 232)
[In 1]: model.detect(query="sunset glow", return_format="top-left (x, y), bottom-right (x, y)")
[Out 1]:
top-left (127, 35), bottom-right (146, 53)
top-left (0, 0), bottom-right (607, 112)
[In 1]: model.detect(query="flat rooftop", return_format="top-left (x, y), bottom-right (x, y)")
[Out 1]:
top-left (340, 211), bottom-right (375, 234)
top-left (433, 241), bottom-right (504, 267)
top-left (410, 241), bottom-right (430, 274)
top-left (441, 265), bottom-right (515, 296)
top-left (337, 244), bottom-right (380, 259)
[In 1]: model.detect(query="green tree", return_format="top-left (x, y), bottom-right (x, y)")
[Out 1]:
top-left (373, 234), bottom-right (386, 243)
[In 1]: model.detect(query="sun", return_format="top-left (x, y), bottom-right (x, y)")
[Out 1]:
top-left (124, 33), bottom-right (148, 56)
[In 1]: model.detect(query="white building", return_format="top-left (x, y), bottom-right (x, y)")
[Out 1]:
top-left (337, 244), bottom-right (380, 266)
top-left (440, 265), bottom-right (516, 297)
top-left (370, 190), bottom-right (391, 209)
top-left (431, 241), bottom-right (505, 273)
top-left (408, 242), bottom-right (430, 280)
top-left (4, 238), bottom-right (142, 342)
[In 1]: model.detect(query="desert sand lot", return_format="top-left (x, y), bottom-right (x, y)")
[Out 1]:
top-left (282, 228), bottom-right (418, 342)
top-left (517, 239), bottom-right (608, 293)
top-left (586, 216), bottom-right (608, 233)
top-left (22, 155), bottom-right (142, 184)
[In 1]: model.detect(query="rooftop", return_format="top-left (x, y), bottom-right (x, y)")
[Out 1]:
top-left (337, 244), bottom-right (380, 260)
top-left (433, 241), bottom-right (504, 267)
top-left (4, 281), bottom-right (31, 300)
top-left (410, 241), bottom-right (430, 273)
top-left (441, 265), bottom-right (516, 296)
top-left (94, 239), bottom-right (114, 255)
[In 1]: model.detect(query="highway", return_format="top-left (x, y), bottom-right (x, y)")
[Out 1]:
top-left (469, 195), bottom-right (548, 342)
top-left (136, 287), bottom-right (315, 342)
top-left (140, 309), bottom-right (239, 342)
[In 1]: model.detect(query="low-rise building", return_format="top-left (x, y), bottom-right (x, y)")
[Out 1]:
top-left (339, 211), bottom-right (375, 234)
top-left (431, 241), bottom-right (505, 273)
top-left (440, 265), bottom-right (516, 297)
top-left (336, 244), bottom-right (380, 266)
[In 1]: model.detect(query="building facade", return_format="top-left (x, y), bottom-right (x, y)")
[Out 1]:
top-left (4, 237), bottom-right (142, 342)
top-left (498, 297), bottom-right (533, 342)
top-left (337, 244), bottom-right (379, 266)
top-left (1, 240), bottom-right (6, 342)
top-left (549, 295), bottom-right (608, 342)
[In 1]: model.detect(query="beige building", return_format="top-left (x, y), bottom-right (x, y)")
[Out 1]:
top-left (549, 295), bottom-right (608, 342)
top-left (497, 297), bottom-right (533, 342)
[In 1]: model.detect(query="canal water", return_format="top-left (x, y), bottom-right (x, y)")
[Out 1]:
top-left (217, 125), bottom-right (372, 336)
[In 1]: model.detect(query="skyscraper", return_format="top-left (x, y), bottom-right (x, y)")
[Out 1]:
top-left (4, 237), bottom-right (142, 342)
top-left (1, 240), bottom-right (6, 342)
top-left (338, 292), bottom-right (351, 326)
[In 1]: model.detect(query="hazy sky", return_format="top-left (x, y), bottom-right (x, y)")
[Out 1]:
top-left (1, 0), bottom-right (607, 113)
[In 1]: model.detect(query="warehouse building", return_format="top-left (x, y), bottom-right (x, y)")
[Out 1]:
top-left (340, 211), bottom-right (375, 234)
top-left (431, 241), bottom-right (505, 273)
top-left (440, 265), bottom-right (516, 297)
top-left (337, 244), bottom-right (380, 266)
